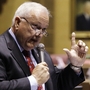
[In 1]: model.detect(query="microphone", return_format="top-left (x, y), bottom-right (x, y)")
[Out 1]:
top-left (37, 43), bottom-right (45, 62)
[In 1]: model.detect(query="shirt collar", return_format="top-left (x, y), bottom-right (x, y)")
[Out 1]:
top-left (9, 28), bottom-right (23, 52)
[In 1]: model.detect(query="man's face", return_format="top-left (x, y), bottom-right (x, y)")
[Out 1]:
top-left (13, 11), bottom-right (49, 50)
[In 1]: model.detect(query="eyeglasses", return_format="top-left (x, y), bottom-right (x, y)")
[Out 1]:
top-left (20, 17), bottom-right (48, 37)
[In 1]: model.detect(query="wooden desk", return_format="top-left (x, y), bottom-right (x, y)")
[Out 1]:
top-left (80, 62), bottom-right (90, 90)
top-left (81, 79), bottom-right (90, 90)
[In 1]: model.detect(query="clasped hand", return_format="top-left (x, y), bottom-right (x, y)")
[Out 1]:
top-left (63, 32), bottom-right (89, 67)
top-left (32, 62), bottom-right (50, 85)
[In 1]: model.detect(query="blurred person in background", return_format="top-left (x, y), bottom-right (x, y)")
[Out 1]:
top-left (76, 1), bottom-right (90, 31)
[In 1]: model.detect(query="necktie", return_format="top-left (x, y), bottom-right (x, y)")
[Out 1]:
top-left (22, 50), bottom-right (43, 90)
top-left (22, 50), bottom-right (34, 73)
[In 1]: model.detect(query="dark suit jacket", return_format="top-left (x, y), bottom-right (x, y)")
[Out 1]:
top-left (0, 29), bottom-right (85, 90)
top-left (76, 14), bottom-right (90, 31)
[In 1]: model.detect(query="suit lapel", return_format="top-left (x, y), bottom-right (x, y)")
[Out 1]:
top-left (31, 49), bottom-right (41, 63)
top-left (11, 47), bottom-right (30, 76)
top-left (4, 30), bottom-right (30, 76)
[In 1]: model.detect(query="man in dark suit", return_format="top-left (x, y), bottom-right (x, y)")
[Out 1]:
top-left (76, 1), bottom-right (90, 31)
top-left (76, 14), bottom-right (90, 30)
top-left (0, 1), bottom-right (88, 90)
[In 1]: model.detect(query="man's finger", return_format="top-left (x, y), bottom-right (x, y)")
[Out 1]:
top-left (63, 48), bottom-right (71, 57)
top-left (71, 32), bottom-right (76, 46)
top-left (85, 46), bottom-right (89, 52)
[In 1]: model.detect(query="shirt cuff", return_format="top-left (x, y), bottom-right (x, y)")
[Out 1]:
top-left (27, 75), bottom-right (38, 90)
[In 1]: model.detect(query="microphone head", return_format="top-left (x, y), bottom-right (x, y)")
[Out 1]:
top-left (37, 43), bottom-right (45, 50)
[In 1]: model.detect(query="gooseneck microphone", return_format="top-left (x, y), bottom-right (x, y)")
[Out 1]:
top-left (37, 43), bottom-right (45, 62)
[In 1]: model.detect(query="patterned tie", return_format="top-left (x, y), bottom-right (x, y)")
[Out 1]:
top-left (22, 50), bottom-right (34, 73)
top-left (22, 50), bottom-right (43, 90)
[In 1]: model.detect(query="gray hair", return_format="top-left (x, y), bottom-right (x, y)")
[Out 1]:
top-left (12, 1), bottom-right (50, 25)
